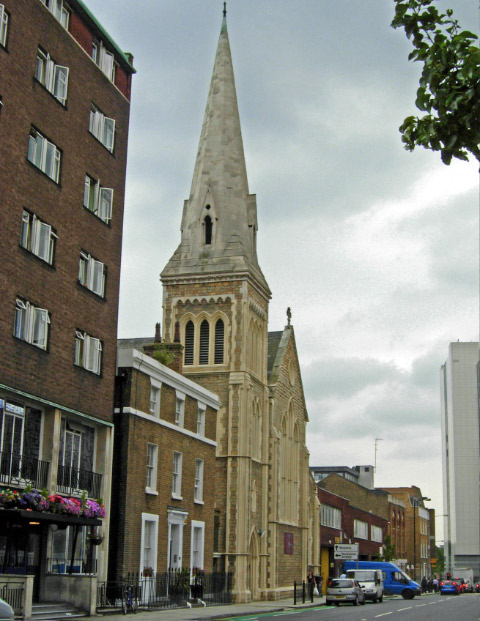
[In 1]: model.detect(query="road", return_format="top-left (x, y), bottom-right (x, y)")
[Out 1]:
top-left (218, 594), bottom-right (480, 621)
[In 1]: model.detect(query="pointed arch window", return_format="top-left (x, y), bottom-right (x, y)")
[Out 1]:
top-left (184, 321), bottom-right (194, 365)
top-left (199, 320), bottom-right (210, 365)
top-left (214, 319), bottom-right (224, 364)
top-left (204, 216), bottom-right (212, 245)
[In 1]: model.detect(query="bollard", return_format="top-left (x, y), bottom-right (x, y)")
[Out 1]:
top-left (302, 580), bottom-right (306, 604)
top-left (294, 580), bottom-right (297, 605)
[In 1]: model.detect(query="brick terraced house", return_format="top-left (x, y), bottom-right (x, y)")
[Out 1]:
top-left (111, 339), bottom-right (220, 581)
top-left (0, 0), bottom-right (134, 615)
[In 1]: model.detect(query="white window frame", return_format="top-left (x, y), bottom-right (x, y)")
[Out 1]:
top-left (89, 105), bottom-right (115, 152)
top-left (0, 4), bottom-right (8, 47)
top-left (354, 519), bottom-right (368, 540)
top-left (175, 391), bottom-right (185, 427)
top-left (74, 330), bottom-right (102, 375)
top-left (172, 451), bottom-right (182, 499)
top-left (28, 128), bottom-right (61, 183)
top-left (194, 458), bottom-right (204, 503)
top-left (78, 252), bottom-right (105, 297)
top-left (190, 521), bottom-right (205, 572)
top-left (149, 380), bottom-right (161, 418)
top-left (140, 513), bottom-right (158, 577)
top-left (145, 443), bottom-right (158, 494)
top-left (14, 299), bottom-right (50, 350)
top-left (35, 48), bottom-right (69, 105)
top-left (40, 0), bottom-right (70, 29)
top-left (83, 175), bottom-right (113, 223)
top-left (371, 524), bottom-right (383, 543)
top-left (21, 210), bottom-right (57, 264)
top-left (95, 42), bottom-right (115, 82)
top-left (321, 504), bottom-right (341, 530)
top-left (196, 404), bottom-right (206, 436)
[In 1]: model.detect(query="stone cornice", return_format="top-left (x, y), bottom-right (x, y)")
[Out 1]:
top-left (117, 348), bottom-right (221, 410)
top-left (161, 271), bottom-right (271, 302)
top-left (115, 406), bottom-right (217, 447)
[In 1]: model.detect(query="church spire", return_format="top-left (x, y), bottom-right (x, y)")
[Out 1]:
top-left (161, 7), bottom-right (270, 297)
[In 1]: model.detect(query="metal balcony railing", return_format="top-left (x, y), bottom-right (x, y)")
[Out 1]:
top-left (56, 464), bottom-right (102, 499)
top-left (0, 451), bottom-right (49, 489)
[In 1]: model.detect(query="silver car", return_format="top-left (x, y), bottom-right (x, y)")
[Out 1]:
top-left (326, 578), bottom-right (366, 606)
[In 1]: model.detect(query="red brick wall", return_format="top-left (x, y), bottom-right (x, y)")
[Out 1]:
top-left (0, 0), bottom-right (132, 423)
top-left (69, 11), bottom-right (93, 57)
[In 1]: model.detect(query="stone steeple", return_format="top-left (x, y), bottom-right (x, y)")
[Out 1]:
top-left (161, 8), bottom-right (270, 297)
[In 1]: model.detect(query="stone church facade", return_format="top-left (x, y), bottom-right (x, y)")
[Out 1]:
top-left (160, 9), bottom-right (320, 601)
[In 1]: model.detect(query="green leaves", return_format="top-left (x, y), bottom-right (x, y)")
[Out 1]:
top-left (392, 0), bottom-right (480, 165)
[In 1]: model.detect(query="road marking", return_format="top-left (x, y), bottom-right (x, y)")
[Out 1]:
top-left (398, 607), bottom-right (412, 611)
top-left (416, 603), bottom-right (426, 607)
top-left (375, 613), bottom-right (393, 617)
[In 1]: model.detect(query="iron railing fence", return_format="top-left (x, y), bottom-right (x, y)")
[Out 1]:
top-left (0, 450), bottom-right (49, 489)
top-left (0, 582), bottom-right (24, 613)
top-left (97, 570), bottom-right (233, 612)
top-left (56, 464), bottom-right (102, 498)
top-left (47, 557), bottom-right (97, 575)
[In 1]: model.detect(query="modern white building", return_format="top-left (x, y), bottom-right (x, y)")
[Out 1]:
top-left (440, 342), bottom-right (480, 577)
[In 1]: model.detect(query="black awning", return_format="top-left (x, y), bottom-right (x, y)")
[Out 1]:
top-left (0, 509), bottom-right (102, 526)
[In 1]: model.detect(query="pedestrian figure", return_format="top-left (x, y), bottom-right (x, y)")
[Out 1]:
top-left (421, 576), bottom-right (427, 593)
top-left (307, 569), bottom-right (315, 599)
top-left (433, 577), bottom-right (439, 593)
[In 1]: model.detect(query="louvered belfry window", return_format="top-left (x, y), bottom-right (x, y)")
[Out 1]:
top-left (199, 320), bottom-right (210, 365)
top-left (185, 321), bottom-right (194, 365)
top-left (215, 319), bottom-right (224, 364)
top-left (204, 215), bottom-right (212, 245)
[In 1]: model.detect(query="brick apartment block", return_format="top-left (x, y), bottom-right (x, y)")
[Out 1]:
top-left (0, 0), bottom-right (134, 615)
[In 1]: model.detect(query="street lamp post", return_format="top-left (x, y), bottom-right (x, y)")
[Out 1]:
top-left (411, 496), bottom-right (431, 582)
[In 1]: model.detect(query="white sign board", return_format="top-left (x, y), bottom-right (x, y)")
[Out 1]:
top-left (334, 543), bottom-right (359, 560)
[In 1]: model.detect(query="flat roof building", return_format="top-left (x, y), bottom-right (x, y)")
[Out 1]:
top-left (0, 0), bottom-right (134, 613)
top-left (440, 342), bottom-right (480, 578)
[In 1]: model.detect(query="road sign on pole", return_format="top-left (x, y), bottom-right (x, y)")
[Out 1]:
top-left (334, 544), bottom-right (359, 560)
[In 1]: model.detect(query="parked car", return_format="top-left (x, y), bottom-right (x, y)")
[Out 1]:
top-left (440, 579), bottom-right (461, 595)
top-left (343, 561), bottom-right (421, 599)
top-left (326, 578), bottom-right (366, 606)
top-left (345, 569), bottom-right (384, 603)
top-left (0, 597), bottom-right (13, 621)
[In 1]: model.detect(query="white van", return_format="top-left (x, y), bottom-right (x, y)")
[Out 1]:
top-left (345, 569), bottom-right (384, 603)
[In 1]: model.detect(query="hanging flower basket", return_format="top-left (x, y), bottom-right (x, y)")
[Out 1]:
top-left (0, 486), bottom-right (106, 519)
top-left (89, 533), bottom-right (104, 545)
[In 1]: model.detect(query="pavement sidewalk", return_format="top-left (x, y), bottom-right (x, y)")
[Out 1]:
top-left (97, 595), bottom-right (326, 621)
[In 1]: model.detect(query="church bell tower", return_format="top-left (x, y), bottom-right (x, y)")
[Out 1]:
top-left (161, 5), bottom-right (272, 602)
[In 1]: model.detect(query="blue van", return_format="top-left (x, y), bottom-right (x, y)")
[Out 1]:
top-left (343, 561), bottom-right (421, 599)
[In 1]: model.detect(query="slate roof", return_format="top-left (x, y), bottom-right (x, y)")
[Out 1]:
top-left (267, 331), bottom-right (283, 380)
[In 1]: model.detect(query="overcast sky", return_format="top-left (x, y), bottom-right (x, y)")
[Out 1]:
top-left (85, 0), bottom-right (479, 543)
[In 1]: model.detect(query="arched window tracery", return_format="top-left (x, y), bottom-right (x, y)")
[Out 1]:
top-left (182, 314), bottom-right (227, 366)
